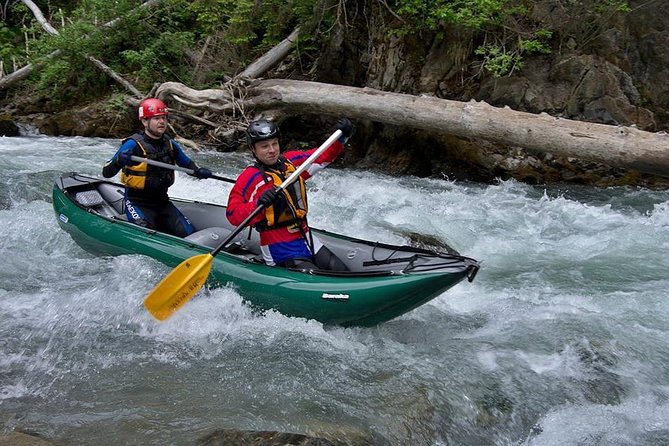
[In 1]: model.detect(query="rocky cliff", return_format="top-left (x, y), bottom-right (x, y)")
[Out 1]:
top-left (312, 0), bottom-right (669, 187)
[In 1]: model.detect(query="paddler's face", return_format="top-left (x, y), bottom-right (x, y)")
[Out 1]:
top-left (252, 138), bottom-right (281, 165)
top-left (143, 115), bottom-right (168, 138)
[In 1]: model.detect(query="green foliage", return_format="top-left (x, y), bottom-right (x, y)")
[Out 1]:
top-left (395, 0), bottom-right (523, 31)
top-left (32, 59), bottom-right (77, 103)
top-left (3, 0), bottom-right (330, 101)
top-left (391, 0), bottom-right (629, 78)
top-left (475, 29), bottom-right (552, 77)
top-left (474, 44), bottom-right (521, 77)
top-left (13, 0), bottom-right (201, 98)
top-left (0, 22), bottom-right (25, 70)
top-left (187, 0), bottom-right (237, 35)
top-left (104, 91), bottom-right (132, 117)
top-left (121, 31), bottom-right (196, 84)
top-left (5, 0), bottom-right (633, 103)
top-left (520, 34), bottom-right (552, 55)
top-left (393, 0), bottom-right (535, 76)
top-left (596, 0), bottom-right (631, 14)
top-left (1, 2), bottom-right (39, 69)
top-left (224, 0), bottom-right (256, 45)
top-left (183, 0), bottom-right (319, 48)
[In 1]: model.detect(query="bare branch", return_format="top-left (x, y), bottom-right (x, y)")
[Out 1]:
top-left (377, 0), bottom-right (404, 23)
top-left (0, 50), bottom-right (60, 90)
top-left (21, 0), bottom-right (58, 35)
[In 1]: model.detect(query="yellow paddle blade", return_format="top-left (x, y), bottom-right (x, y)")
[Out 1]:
top-left (144, 253), bottom-right (214, 321)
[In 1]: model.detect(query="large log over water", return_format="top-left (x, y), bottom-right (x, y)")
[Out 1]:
top-left (156, 79), bottom-right (669, 179)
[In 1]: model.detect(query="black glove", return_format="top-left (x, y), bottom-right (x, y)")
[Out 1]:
top-left (118, 151), bottom-right (138, 167)
top-left (335, 117), bottom-right (353, 139)
top-left (257, 187), bottom-right (281, 207)
top-left (194, 167), bottom-right (212, 179)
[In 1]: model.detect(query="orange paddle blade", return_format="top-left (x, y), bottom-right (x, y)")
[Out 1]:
top-left (143, 253), bottom-right (214, 321)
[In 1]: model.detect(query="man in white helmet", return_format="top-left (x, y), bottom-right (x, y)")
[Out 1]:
top-left (226, 117), bottom-right (353, 270)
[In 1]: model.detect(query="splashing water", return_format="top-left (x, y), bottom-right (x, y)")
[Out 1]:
top-left (0, 135), bottom-right (668, 445)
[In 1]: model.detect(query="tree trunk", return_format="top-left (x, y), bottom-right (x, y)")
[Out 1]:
top-left (156, 78), bottom-right (669, 178)
top-left (86, 56), bottom-right (142, 97)
top-left (0, 53), bottom-right (55, 90)
top-left (22, 0), bottom-right (58, 35)
top-left (237, 27), bottom-right (300, 79)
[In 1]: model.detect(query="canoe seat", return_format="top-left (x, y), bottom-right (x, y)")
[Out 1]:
top-left (96, 183), bottom-right (125, 214)
top-left (75, 190), bottom-right (118, 218)
top-left (75, 190), bottom-right (104, 207)
top-left (184, 227), bottom-right (261, 256)
top-left (184, 226), bottom-right (230, 246)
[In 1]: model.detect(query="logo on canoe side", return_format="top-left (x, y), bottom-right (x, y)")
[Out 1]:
top-left (321, 293), bottom-right (349, 301)
top-left (59, 213), bottom-right (69, 223)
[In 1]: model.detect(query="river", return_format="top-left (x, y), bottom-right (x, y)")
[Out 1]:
top-left (1, 134), bottom-right (668, 445)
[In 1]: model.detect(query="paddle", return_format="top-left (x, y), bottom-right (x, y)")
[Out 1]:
top-left (130, 155), bottom-right (235, 183)
top-left (143, 129), bottom-right (343, 321)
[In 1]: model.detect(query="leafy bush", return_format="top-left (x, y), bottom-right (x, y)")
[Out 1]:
top-left (3, 0), bottom-right (631, 100)
top-left (391, 0), bottom-right (628, 77)
top-left (5, 0), bottom-right (328, 101)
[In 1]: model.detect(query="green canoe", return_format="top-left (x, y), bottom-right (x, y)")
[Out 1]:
top-left (53, 173), bottom-right (479, 326)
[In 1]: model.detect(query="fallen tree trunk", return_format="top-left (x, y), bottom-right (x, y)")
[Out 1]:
top-left (0, 53), bottom-right (57, 90)
top-left (86, 56), bottom-right (142, 97)
top-left (237, 27), bottom-right (300, 79)
top-left (22, 0), bottom-right (58, 35)
top-left (155, 78), bottom-right (669, 178)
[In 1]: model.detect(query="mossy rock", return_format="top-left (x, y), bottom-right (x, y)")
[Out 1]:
top-left (0, 116), bottom-right (20, 136)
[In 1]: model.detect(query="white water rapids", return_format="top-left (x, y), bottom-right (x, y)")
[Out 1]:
top-left (0, 134), bottom-right (668, 445)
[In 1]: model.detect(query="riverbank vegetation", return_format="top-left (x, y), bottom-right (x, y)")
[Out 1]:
top-left (6, 1), bottom-right (668, 189)
top-left (2, 0), bottom-right (630, 102)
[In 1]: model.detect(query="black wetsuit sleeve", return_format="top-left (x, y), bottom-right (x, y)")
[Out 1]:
top-left (102, 140), bottom-right (137, 178)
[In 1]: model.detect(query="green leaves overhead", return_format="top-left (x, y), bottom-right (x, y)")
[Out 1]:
top-left (395, 0), bottom-right (522, 30)
top-left (4, 0), bottom-right (322, 101)
top-left (2, 0), bottom-right (633, 99)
